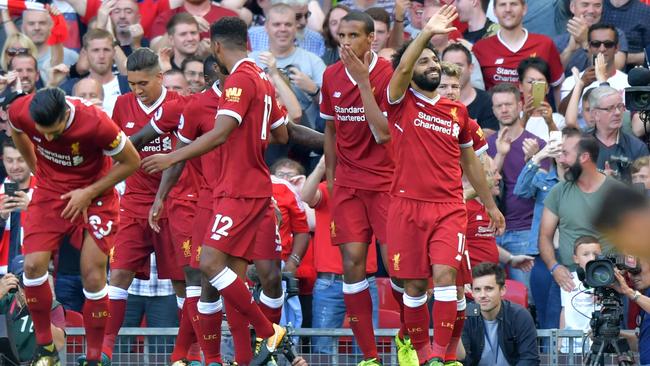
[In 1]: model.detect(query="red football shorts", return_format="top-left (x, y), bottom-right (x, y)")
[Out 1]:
top-left (168, 199), bottom-right (196, 267)
top-left (191, 205), bottom-right (212, 268)
top-left (203, 197), bottom-right (270, 260)
top-left (330, 185), bottom-right (388, 245)
top-left (387, 197), bottom-right (470, 282)
top-left (250, 203), bottom-right (282, 261)
top-left (23, 188), bottom-right (119, 255)
top-left (111, 216), bottom-right (184, 280)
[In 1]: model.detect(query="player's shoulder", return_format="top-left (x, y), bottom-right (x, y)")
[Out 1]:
top-left (527, 32), bottom-right (554, 45)
top-left (323, 61), bottom-right (345, 78)
top-left (7, 93), bottom-right (33, 117)
top-left (374, 56), bottom-right (393, 72)
top-left (473, 34), bottom-right (498, 50)
top-left (115, 92), bottom-right (136, 108)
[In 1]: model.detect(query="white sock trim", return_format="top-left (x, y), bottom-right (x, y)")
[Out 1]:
top-left (403, 293), bottom-right (427, 308)
top-left (22, 272), bottom-right (48, 287)
top-left (197, 299), bottom-right (223, 315)
top-left (390, 279), bottom-right (404, 293)
top-left (83, 286), bottom-right (108, 300)
top-left (433, 285), bottom-right (457, 302)
top-left (186, 286), bottom-right (202, 298)
top-left (108, 285), bottom-right (129, 300)
top-left (260, 291), bottom-right (284, 309)
top-left (209, 268), bottom-right (238, 291)
top-left (177, 296), bottom-right (185, 309)
top-left (342, 279), bottom-right (369, 295)
top-left (457, 297), bottom-right (467, 311)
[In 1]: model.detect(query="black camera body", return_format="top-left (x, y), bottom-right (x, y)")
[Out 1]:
top-left (577, 254), bottom-right (639, 288)
top-left (626, 67), bottom-right (650, 112)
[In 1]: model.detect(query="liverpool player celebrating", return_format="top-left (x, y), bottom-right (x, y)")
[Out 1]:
top-left (142, 17), bottom-right (289, 365)
top-left (6, 88), bottom-right (140, 366)
top-left (320, 11), bottom-right (395, 366)
top-left (346, 5), bottom-right (505, 366)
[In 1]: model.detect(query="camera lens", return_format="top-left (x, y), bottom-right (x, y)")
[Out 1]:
top-left (589, 261), bottom-right (615, 287)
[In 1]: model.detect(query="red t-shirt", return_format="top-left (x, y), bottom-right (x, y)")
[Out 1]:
top-left (473, 30), bottom-right (564, 90)
top-left (469, 118), bottom-right (488, 155)
top-left (213, 58), bottom-right (286, 199)
top-left (319, 55), bottom-right (395, 192)
top-left (82, 0), bottom-right (172, 39)
top-left (8, 96), bottom-right (126, 195)
top-left (177, 83), bottom-right (222, 209)
top-left (312, 181), bottom-right (377, 274)
top-left (384, 90), bottom-right (473, 203)
top-left (150, 4), bottom-right (238, 39)
top-left (465, 198), bottom-right (499, 268)
top-left (112, 88), bottom-right (183, 218)
top-left (271, 176), bottom-right (309, 261)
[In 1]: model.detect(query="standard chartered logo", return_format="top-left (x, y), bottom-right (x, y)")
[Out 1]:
top-left (413, 111), bottom-right (459, 138)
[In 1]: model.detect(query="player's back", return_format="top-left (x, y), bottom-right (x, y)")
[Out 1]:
top-left (320, 56), bottom-right (394, 191)
top-left (271, 175), bottom-right (308, 257)
top-left (8, 95), bottom-right (124, 195)
top-left (213, 59), bottom-right (286, 199)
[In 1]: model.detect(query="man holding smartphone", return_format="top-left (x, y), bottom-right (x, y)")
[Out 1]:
top-left (0, 139), bottom-right (34, 276)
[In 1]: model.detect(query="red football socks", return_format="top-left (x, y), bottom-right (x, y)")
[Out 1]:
top-left (170, 301), bottom-right (197, 362)
top-left (391, 286), bottom-right (408, 339)
top-left (404, 303), bottom-right (432, 362)
top-left (218, 278), bottom-right (274, 338)
top-left (23, 280), bottom-right (54, 345)
top-left (431, 299), bottom-right (457, 358)
top-left (224, 298), bottom-right (253, 364)
top-left (197, 310), bottom-right (223, 363)
top-left (103, 298), bottom-right (126, 358)
top-left (83, 295), bottom-right (109, 361)
top-left (343, 288), bottom-right (378, 360)
top-left (445, 310), bottom-right (466, 361)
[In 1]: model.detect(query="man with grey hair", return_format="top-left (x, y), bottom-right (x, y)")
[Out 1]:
top-left (72, 78), bottom-right (105, 109)
top-left (249, 0), bottom-right (325, 56)
top-left (588, 85), bottom-right (648, 180)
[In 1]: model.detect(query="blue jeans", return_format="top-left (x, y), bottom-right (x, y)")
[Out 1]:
top-left (497, 229), bottom-right (532, 300)
top-left (54, 274), bottom-right (84, 312)
top-left (530, 257), bottom-right (561, 329)
top-left (119, 294), bottom-right (179, 355)
top-left (311, 275), bottom-right (379, 354)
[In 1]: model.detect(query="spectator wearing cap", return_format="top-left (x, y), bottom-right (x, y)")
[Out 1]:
top-left (0, 255), bottom-right (65, 363)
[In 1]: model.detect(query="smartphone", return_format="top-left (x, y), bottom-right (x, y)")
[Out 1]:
top-left (4, 182), bottom-right (18, 197)
top-left (531, 81), bottom-right (547, 108)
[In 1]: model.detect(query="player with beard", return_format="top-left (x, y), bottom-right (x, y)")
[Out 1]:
top-left (142, 17), bottom-right (291, 365)
top-left (343, 5), bottom-right (505, 366)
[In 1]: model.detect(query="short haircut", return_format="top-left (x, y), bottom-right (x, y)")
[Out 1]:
top-left (166, 12), bottom-right (198, 35)
top-left (323, 5), bottom-right (350, 48)
top-left (392, 39), bottom-right (438, 71)
top-left (574, 235), bottom-right (601, 254)
top-left (8, 53), bottom-right (38, 72)
top-left (29, 88), bottom-right (67, 127)
top-left (493, 0), bottom-right (526, 7)
top-left (588, 85), bottom-right (620, 112)
top-left (442, 43), bottom-right (473, 65)
top-left (632, 156), bottom-right (650, 175)
top-left (267, 3), bottom-right (295, 19)
top-left (472, 262), bottom-right (506, 288)
top-left (562, 127), bottom-right (600, 163)
top-left (588, 23), bottom-right (618, 45)
top-left (203, 55), bottom-right (220, 84)
top-left (340, 10), bottom-right (375, 35)
top-left (2, 138), bottom-right (16, 150)
top-left (210, 16), bottom-right (248, 50)
top-left (72, 77), bottom-right (104, 99)
top-left (181, 55), bottom-right (205, 73)
top-left (270, 158), bottom-right (305, 175)
top-left (440, 61), bottom-right (462, 79)
top-left (517, 56), bottom-right (551, 83)
top-left (365, 7), bottom-right (390, 27)
top-left (490, 82), bottom-right (521, 101)
top-left (126, 47), bottom-right (160, 73)
top-left (82, 28), bottom-right (114, 49)
top-left (163, 69), bottom-right (185, 78)
top-left (593, 184), bottom-right (649, 232)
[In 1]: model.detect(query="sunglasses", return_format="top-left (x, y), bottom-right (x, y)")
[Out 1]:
top-left (589, 40), bottom-right (616, 49)
top-left (296, 11), bottom-right (311, 21)
top-left (6, 48), bottom-right (29, 57)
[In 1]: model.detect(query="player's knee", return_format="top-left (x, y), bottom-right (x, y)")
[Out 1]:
top-left (433, 265), bottom-right (457, 286)
top-left (403, 279), bottom-right (428, 297)
top-left (82, 269), bottom-right (106, 291)
top-left (23, 258), bottom-right (48, 279)
top-left (184, 267), bottom-right (202, 285)
top-left (108, 269), bottom-right (135, 288)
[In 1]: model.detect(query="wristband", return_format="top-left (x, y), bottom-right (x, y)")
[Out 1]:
top-left (290, 254), bottom-right (301, 265)
top-left (550, 263), bottom-right (561, 274)
top-left (307, 86), bottom-right (320, 97)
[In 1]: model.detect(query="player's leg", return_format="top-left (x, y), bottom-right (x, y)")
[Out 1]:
top-left (170, 274), bottom-right (195, 365)
top-left (79, 231), bottom-right (110, 365)
top-left (196, 271), bottom-right (225, 365)
top-left (182, 267), bottom-right (205, 365)
top-left (402, 278), bottom-right (432, 363)
top-left (255, 259), bottom-right (283, 324)
top-left (429, 264), bottom-right (458, 363)
top-left (379, 243), bottom-right (408, 339)
top-left (221, 258), bottom-right (253, 364)
top-left (23, 251), bottom-right (56, 352)
top-left (444, 252), bottom-right (471, 365)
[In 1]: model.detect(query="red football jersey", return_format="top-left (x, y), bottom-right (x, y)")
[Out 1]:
top-left (213, 58), bottom-right (286, 199)
top-left (312, 182), bottom-right (377, 274)
top-left (8, 95), bottom-right (126, 195)
top-left (385, 90), bottom-right (473, 203)
top-left (271, 176), bottom-right (310, 261)
top-left (473, 30), bottom-right (564, 90)
top-left (112, 88), bottom-right (183, 218)
top-left (469, 118), bottom-right (488, 155)
top-left (465, 198), bottom-right (498, 268)
top-left (319, 55), bottom-right (395, 192)
top-left (177, 83), bottom-right (222, 209)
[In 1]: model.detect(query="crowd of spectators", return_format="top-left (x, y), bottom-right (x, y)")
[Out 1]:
top-left (1, 0), bottom-right (650, 364)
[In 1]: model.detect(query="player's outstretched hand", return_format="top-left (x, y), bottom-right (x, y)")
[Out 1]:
top-left (422, 4), bottom-right (458, 36)
top-left (148, 197), bottom-right (164, 233)
top-left (487, 206), bottom-right (505, 236)
top-left (339, 45), bottom-right (370, 85)
top-left (61, 188), bottom-right (93, 223)
top-left (141, 154), bottom-right (173, 174)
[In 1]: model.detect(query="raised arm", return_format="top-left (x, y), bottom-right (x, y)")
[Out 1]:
top-left (388, 4), bottom-right (457, 103)
top-left (301, 156), bottom-right (325, 207)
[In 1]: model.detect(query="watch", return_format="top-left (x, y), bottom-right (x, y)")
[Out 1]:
top-left (307, 86), bottom-right (320, 97)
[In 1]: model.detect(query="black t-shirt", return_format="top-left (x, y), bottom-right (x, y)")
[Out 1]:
top-left (463, 19), bottom-right (496, 44)
top-left (467, 88), bottom-right (499, 132)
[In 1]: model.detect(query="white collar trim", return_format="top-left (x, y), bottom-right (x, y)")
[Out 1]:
top-left (410, 88), bottom-right (441, 106)
top-left (496, 28), bottom-right (529, 54)
top-left (345, 51), bottom-right (379, 86)
top-left (137, 87), bottom-right (168, 115)
top-left (64, 99), bottom-right (75, 130)
top-left (212, 81), bottom-right (222, 97)
top-left (231, 58), bottom-right (255, 74)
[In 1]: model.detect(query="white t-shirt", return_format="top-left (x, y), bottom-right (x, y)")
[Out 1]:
top-left (102, 76), bottom-right (122, 117)
top-left (525, 113), bottom-right (566, 141)
top-left (560, 273), bottom-right (598, 353)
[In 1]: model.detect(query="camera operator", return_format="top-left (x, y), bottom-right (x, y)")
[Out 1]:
top-left (612, 258), bottom-right (650, 366)
top-left (0, 255), bottom-right (65, 363)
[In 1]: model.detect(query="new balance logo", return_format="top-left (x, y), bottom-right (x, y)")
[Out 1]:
top-left (126, 122), bottom-right (135, 129)
top-left (33, 137), bottom-right (41, 143)
top-left (333, 91), bottom-right (341, 98)
top-left (495, 58), bottom-right (504, 65)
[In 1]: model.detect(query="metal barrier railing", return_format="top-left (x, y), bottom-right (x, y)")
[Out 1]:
top-left (58, 328), bottom-right (633, 366)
